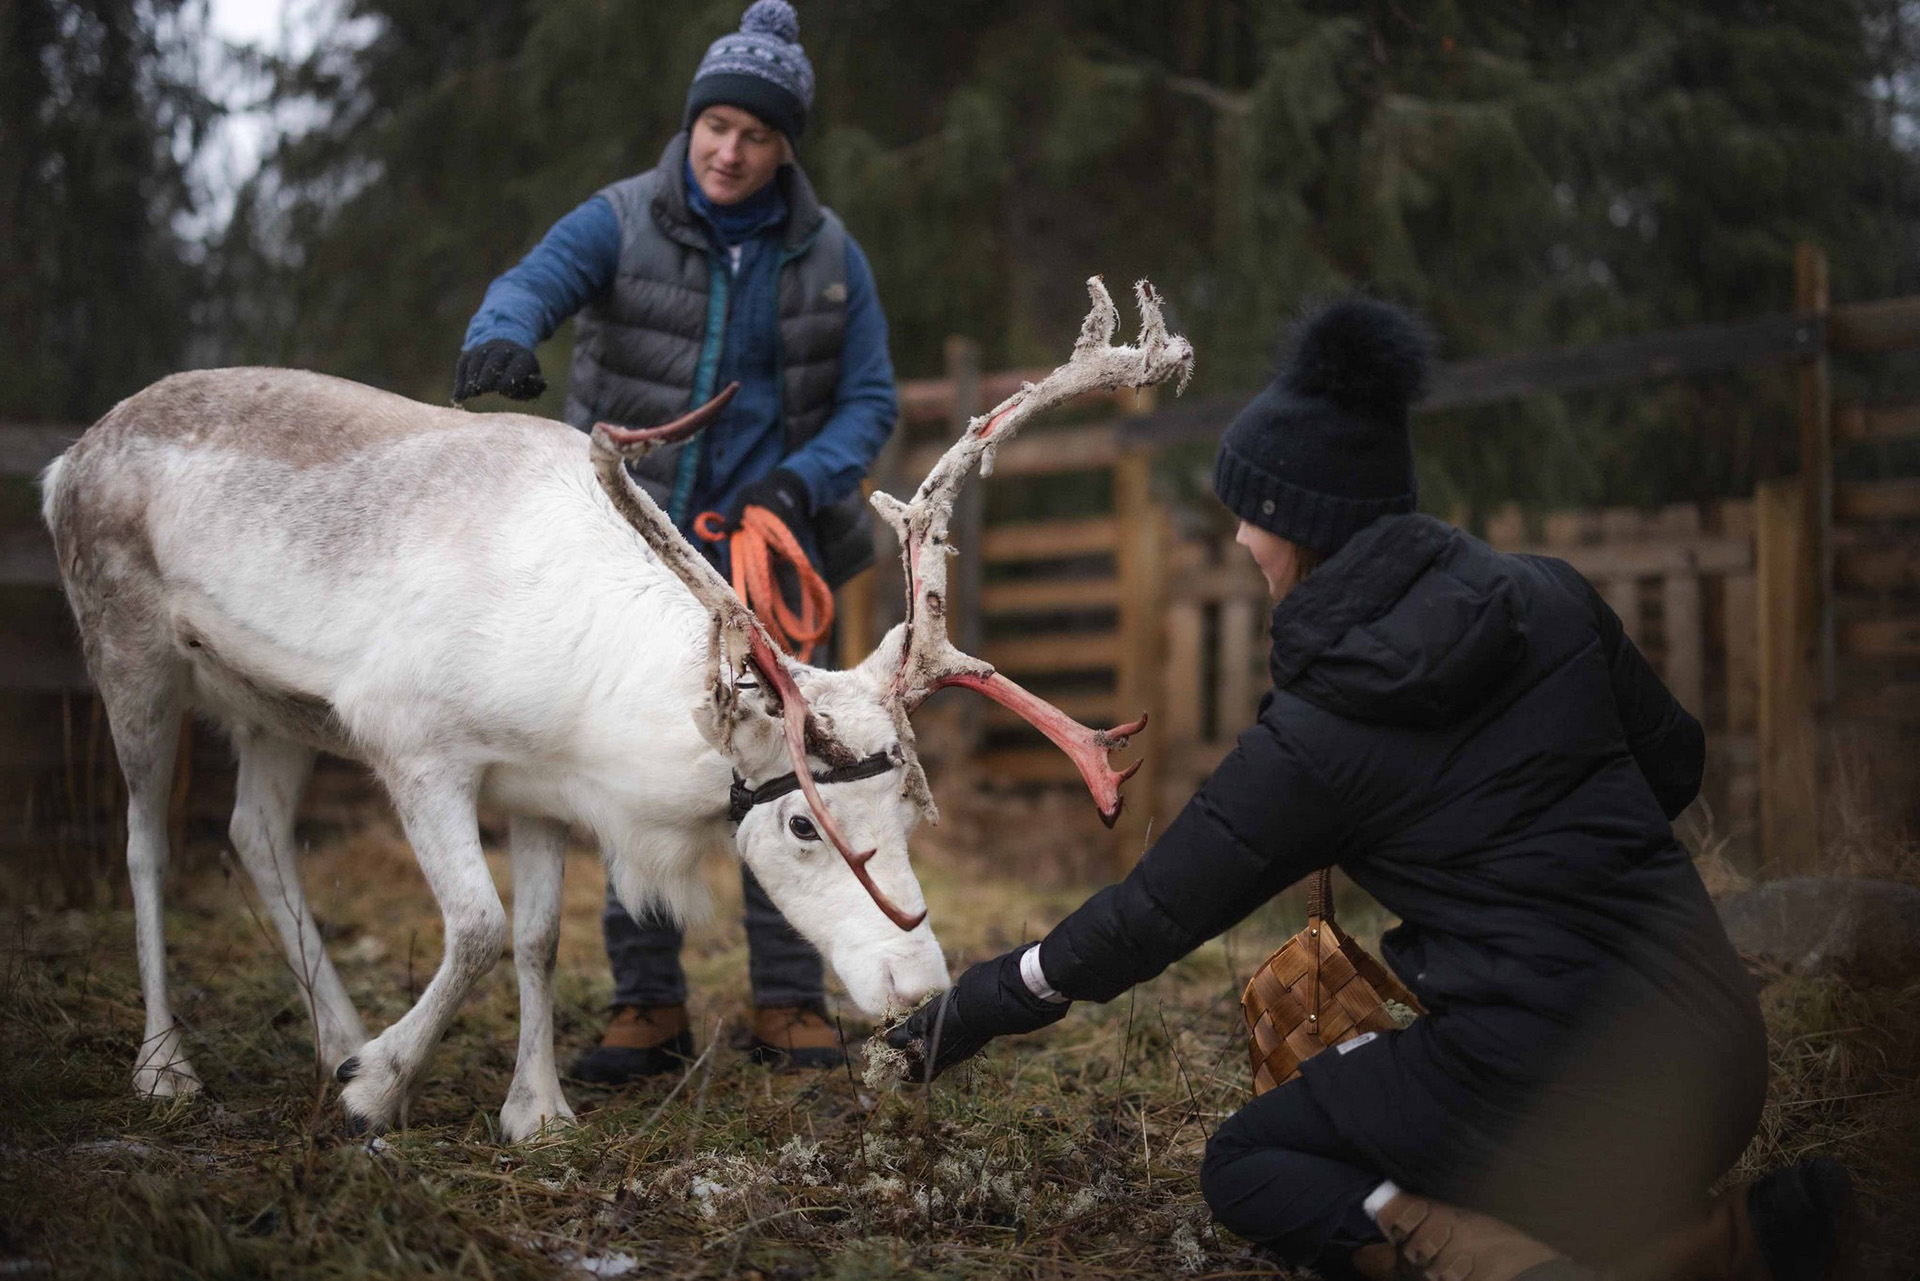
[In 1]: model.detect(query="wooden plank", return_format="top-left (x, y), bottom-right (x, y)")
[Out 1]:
top-left (1834, 402), bottom-right (1920, 443)
top-left (948, 338), bottom-right (985, 665)
top-left (980, 517), bottom-right (1120, 561)
top-left (0, 526), bottom-right (60, 586)
top-left (1755, 477), bottom-right (1818, 872)
top-left (1834, 682), bottom-right (1920, 722)
top-left (1423, 313), bottom-right (1827, 410)
top-left (979, 576), bottom-right (1121, 613)
top-left (1829, 294), bottom-right (1920, 353)
top-left (897, 368), bottom-right (1135, 426)
top-left (1217, 598), bottom-right (1258, 731)
top-left (1499, 536), bottom-right (1753, 579)
top-left (1121, 315), bottom-right (1825, 447)
top-left (1113, 446), bottom-right (1167, 865)
top-left (1835, 540), bottom-right (1920, 593)
top-left (977, 745), bottom-right (1087, 785)
top-left (1484, 503), bottom-right (1526, 549)
top-left (0, 425), bottom-right (81, 478)
top-left (902, 421), bottom-right (1121, 480)
top-left (1835, 480), bottom-right (1920, 523)
top-left (835, 564), bottom-right (876, 668)
top-left (1165, 563), bottom-right (1268, 604)
top-left (1838, 616), bottom-right (1920, 659)
top-left (1658, 506), bottom-right (1704, 715)
top-left (1599, 578), bottom-right (1641, 641)
top-left (1162, 599), bottom-right (1204, 744)
top-left (1797, 243), bottom-right (1835, 706)
top-left (0, 638), bottom-right (89, 690)
top-left (1717, 499), bottom-right (1759, 735)
top-left (982, 632), bottom-right (1121, 674)
top-left (835, 481), bottom-right (878, 668)
top-left (1724, 569), bottom-right (1759, 734)
top-left (981, 692), bottom-right (1117, 733)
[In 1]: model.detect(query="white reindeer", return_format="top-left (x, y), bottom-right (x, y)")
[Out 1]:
top-left (40, 278), bottom-right (1192, 1141)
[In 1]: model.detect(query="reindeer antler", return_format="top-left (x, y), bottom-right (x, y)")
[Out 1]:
top-left (590, 386), bottom-right (926, 931)
top-left (871, 278), bottom-right (1194, 826)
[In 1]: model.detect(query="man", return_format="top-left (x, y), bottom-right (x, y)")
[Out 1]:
top-left (454, 0), bottom-right (897, 1083)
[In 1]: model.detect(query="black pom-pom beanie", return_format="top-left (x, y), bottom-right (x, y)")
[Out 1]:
top-left (1213, 296), bottom-right (1432, 555)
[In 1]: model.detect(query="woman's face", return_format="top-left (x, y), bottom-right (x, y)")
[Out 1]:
top-left (1236, 520), bottom-right (1306, 602)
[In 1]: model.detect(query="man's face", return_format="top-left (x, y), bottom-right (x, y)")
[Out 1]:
top-left (689, 105), bottom-right (786, 206)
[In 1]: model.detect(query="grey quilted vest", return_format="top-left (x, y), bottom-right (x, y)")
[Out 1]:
top-left (564, 132), bottom-right (872, 585)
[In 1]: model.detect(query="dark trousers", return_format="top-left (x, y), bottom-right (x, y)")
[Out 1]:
top-left (600, 537), bottom-right (836, 1012)
top-left (601, 863), bottom-right (826, 1009)
top-left (1199, 1006), bottom-right (1765, 1275)
top-left (1201, 1080), bottom-right (1387, 1275)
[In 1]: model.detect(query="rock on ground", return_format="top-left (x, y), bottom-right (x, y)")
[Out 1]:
top-left (1716, 875), bottom-right (1920, 985)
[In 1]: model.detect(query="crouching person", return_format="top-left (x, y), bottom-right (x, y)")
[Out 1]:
top-left (890, 299), bottom-right (1850, 1281)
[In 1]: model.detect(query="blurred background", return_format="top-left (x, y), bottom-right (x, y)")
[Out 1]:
top-left (4, 0), bottom-right (1920, 886)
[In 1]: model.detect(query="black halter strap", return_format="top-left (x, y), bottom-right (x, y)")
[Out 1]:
top-left (728, 749), bottom-right (897, 825)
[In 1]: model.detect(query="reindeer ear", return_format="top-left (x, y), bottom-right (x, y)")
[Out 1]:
top-left (690, 672), bottom-right (781, 757)
top-left (851, 624), bottom-right (907, 692)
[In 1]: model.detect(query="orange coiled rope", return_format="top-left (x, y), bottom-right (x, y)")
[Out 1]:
top-left (694, 507), bottom-right (835, 663)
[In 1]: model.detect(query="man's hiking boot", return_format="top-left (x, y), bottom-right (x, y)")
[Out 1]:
top-left (747, 1002), bottom-right (845, 1070)
top-left (1356, 1192), bottom-right (1572, 1281)
top-left (1616, 1158), bottom-right (1854, 1281)
top-left (567, 1004), bottom-right (694, 1085)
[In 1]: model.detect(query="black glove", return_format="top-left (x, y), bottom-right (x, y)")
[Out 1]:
top-left (453, 340), bottom-right (547, 402)
top-left (885, 946), bottom-right (1070, 1083)
top-left (723, 467), bottom-right (811, 531)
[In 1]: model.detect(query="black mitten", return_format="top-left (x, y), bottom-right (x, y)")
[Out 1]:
top-left (453, 340), bottom-right (547, 402)
top-left (723, 467), bottom-right (810, 530)
top-left (885, 947), bottom-right (1069, 1083)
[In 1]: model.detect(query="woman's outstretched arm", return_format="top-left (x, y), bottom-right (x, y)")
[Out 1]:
top-left (891, 702), bottom-right (1344, 1079)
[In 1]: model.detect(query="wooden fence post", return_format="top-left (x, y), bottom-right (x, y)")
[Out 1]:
top-left (1756, 477), bottom-right (1818, 871)
top-left (1113, 388), bottom-right (1166, 871)
top-left (946, 337), bottom-right (984, 743)
top-left (1658, 504), bottom-right (1705, 715)
top-left (834, 480), bottom-right (877, 669)
top-left (1795, 243), bottom-right (1834, 705)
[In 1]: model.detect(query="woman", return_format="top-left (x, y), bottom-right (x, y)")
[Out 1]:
top-left (889, 299), bottom-right (1850, 1281)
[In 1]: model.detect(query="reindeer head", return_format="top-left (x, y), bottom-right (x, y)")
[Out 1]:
top-left (589, 278), bottom-right (1193, 1019)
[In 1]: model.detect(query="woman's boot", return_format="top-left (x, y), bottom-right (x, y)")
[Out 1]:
top-left (1615, 1158), bottom-right (1853, 1281)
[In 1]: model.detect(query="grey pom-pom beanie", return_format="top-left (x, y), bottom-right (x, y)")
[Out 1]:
top-left (684, 0), bottom-right (815, 143)
top-left (1213, 297), bottom-right (1433, 555)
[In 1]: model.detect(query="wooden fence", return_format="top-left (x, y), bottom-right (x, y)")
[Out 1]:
top-left (6, 243), bottom-right (1917, 877)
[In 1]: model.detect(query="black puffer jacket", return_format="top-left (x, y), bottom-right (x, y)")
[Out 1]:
top-left (1039, 514), bottom-right (1762, 1098)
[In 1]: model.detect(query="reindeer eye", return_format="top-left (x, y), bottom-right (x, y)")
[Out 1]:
top-left (788, 815), bottom-right (820, 842)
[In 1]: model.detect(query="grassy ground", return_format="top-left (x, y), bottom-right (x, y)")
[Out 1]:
top-left (2, 793), bottom-right (1916, 1280)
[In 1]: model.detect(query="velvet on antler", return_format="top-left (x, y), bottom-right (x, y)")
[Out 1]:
top-left (870, 278), bottom-right (1194, 827)
top-left (590, 387), bottom-right (926, 931)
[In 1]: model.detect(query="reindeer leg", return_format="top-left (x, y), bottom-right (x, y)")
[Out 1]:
top-left (337, 763), bottom-right (504, 1134)
top-left (102, 670), bottom-right (201, 1099)
top-left (228, 730), bottom-right (367, 1075)
top-left (500, 814), bottom-right (574, 1143)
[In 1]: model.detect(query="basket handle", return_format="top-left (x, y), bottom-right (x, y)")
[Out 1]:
top-left (1306, 867), bottom-right (1334, 923)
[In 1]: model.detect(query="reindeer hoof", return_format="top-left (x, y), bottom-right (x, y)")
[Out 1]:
top-left (335, 1055), bottom-right (361, 1084)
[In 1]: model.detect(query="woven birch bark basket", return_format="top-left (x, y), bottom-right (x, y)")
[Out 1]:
top-left (1241, 868), bottom-right (1427, 1095)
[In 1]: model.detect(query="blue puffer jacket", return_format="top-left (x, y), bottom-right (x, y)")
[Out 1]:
top-left (463, 158), bottom-right (896, 579)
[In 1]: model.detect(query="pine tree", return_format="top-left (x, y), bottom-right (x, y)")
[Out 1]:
top-left (0, 0), bottom-right (216, 420)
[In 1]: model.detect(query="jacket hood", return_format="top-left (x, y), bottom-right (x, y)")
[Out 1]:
top-left (1269, 514), bottom-right (1526, 727)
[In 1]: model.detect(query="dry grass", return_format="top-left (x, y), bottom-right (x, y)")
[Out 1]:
top-left (1, 799), bottom-right (1915, 1280)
